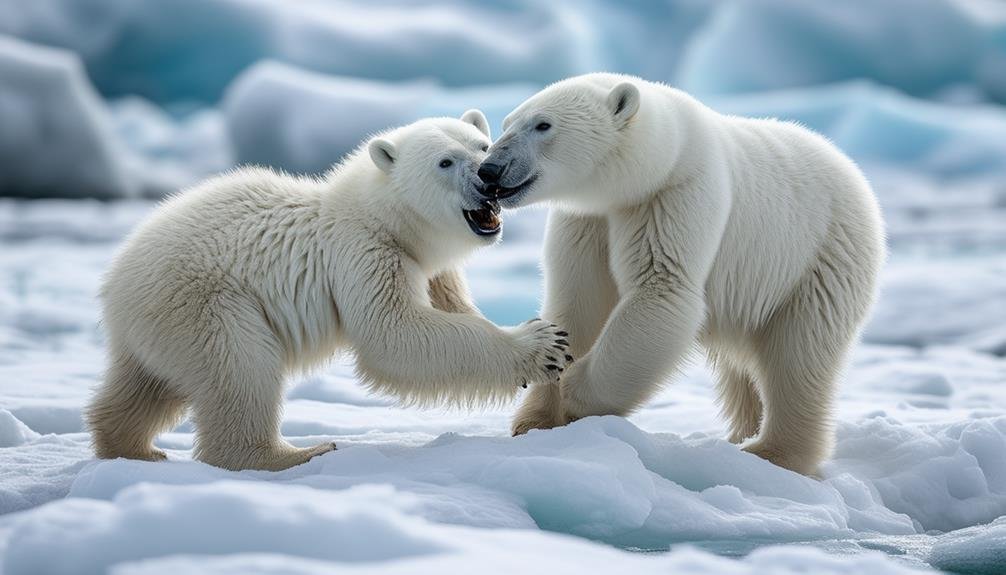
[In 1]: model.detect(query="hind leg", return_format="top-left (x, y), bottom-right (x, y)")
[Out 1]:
top-left (743, 257), bottom-right (874, 475)
top-left (86, 347), bottom-right (187, 461)
top-left (714, 362), bottom-right (763, 444)
top-left (189, 296), bottom-right (335, 471)
top-left (191, 380), bottom-right (335, 471)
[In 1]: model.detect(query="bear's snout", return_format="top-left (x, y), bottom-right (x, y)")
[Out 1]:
top-left (477, 161), bottom-right (507, 185)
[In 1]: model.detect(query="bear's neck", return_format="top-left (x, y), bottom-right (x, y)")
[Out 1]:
top-left (575, 87), bottom-right (712, 214)
top-left (343, 170), bottom-right (469, 276)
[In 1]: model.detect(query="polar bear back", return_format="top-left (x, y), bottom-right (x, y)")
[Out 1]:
top-left (703, 114), bottom-right (883, 332)
top-left (100, 167), bottom-right (363, 378)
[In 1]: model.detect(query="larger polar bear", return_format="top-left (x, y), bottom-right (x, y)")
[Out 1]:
top-left (479, 73), bottom-right (884, 475)
top-left (87, 112), bottom-right (570, 471)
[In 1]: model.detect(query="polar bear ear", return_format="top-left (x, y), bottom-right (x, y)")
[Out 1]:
top-left (369, 138), bottom-right (397, 174)
top-left (460, 109), bottom-right (491, 139)
top-left (607, 82), bottom-right (640, 126)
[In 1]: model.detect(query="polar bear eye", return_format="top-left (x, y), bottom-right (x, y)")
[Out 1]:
top-left (439, 159), bottom-right (453, 169)
top-left (480, 144), bottom-right (488, 152)
top-left (535, 122), bottom-right (552, 132)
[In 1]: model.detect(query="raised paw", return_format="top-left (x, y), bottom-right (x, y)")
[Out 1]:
top-left (511, 318), bottom-right (574, 385)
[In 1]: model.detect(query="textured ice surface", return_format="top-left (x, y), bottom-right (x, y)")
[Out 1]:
top-left (929, 516), bottom-right (1006, 574)
top-left (1, 0), bottom-right (1005, 572)
top-left (1, 197), bottom-right (1005, 572)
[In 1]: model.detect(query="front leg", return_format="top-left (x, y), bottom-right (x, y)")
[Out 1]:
top-left (340, 251), bottom-right (571, 407)
top-left (513, 211), bottom-right (618, 435)
top-left (561, 281), bottom-right (705, 419)
top-left (561, 176), bottom-right (729, 421)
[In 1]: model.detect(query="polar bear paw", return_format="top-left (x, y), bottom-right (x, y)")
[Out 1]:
top-left (507, 318), bottom-right (572, 387)
top-left (200, 441), bottom-right (337, 471)
top-left (742, 439), bottom-right (821, 478)
top-left (255, 441), bottom-right (337, 471)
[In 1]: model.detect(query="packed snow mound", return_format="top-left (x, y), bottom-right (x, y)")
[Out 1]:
top-left (928, 516), bottom-right (1006, 574)
top-left (828, 416), bottom-right (1006, 532)
top-left (110, 548), bottom-right (933, 575)
top-left (57, 416), bottom-right (921, 545)
top-left (224, 62), bottom-right (537, 174)
top-left (0, 35), bottom-right (132, 198)
top-left (35, 415), bottom-right (1006, 550)
top-left (679, 0), bottom-right (1006, 103)
top-left (2, 482), bottom-right (932, 575)
top-left (0, 409), bottom-right (39, 447)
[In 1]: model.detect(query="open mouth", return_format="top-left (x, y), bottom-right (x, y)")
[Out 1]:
top-left (484, 174), bottom-right (537, 201)
top-left (462, 200), bottom-right (502, 236)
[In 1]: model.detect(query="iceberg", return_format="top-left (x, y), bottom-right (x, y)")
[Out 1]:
top-left (0, 35), bottom-right (132, 198)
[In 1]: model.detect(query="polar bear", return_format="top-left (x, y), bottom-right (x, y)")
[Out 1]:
top-left (479, 74), bottom-right (884, 475)
top-left (86, 112), bottom-right (571, 471)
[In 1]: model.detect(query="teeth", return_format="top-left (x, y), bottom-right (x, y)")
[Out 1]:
top-left (480, 199), bottom-right (501, 215)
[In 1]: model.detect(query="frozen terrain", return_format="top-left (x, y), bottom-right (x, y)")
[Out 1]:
top-left (1, 0), bottom-right (1006, 573)
top-left (1, 180), bottom-right (1004, 573)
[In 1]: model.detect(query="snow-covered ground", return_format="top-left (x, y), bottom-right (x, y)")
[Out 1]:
top-left (2, 0), bottom-right (1006, 572)
top-left (1, 168), bottom-right (1005, 573)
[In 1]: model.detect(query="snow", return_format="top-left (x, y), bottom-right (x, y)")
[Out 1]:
top-left (1, 191), bottom-right (1005, 572)
top-left (1, 483), bottom-right (933, 575)
top-left (0, 410), bottom-right (38, 448)
top-left (929, 516), bottom-right (1006, 574)
top-left (2, 0), bottom-right (1006, 572)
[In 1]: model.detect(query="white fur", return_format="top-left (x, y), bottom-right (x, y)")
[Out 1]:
top-left (495, 73), bottom-right (885, 475)
top-left (86, 113), bottom-right (570, 471)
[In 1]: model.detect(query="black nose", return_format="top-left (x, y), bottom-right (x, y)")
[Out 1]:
top-left (478, 161), bottom-right (506, 184)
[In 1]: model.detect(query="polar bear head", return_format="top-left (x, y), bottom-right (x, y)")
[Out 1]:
top-left (478, 74), bottom-right (645, 212)
top-left (368, 110), bottom-right (500, 243)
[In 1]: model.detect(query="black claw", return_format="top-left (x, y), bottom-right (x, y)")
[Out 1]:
top-left (565, 354), bottom-right (573, 362)
top-left (522, 382), bottom-right (528, 389)
top-left (557, 331), bottom-right (568, 336)
top-left (556, 339), bottom-right (569, 346)
top-left (546, 356), bottom-right (556, 362)
top-left (545, 364), bottom-right (559, 370)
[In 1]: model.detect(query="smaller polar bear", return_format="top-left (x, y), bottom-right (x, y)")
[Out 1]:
top-left (480, 73), bottom-right (884, 475)
top-left (87, 112), bottom-right (571, 471)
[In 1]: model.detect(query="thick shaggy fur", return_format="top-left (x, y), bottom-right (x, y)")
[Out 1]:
top-left (488, 73), bottom-right (885, 475)
top-left (87, 113), bottom-right (570, 471)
